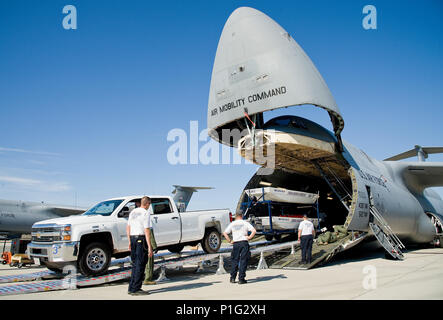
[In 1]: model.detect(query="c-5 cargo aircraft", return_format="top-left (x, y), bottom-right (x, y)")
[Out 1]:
top-left (207, 7), bottom-right (443, 262)
top-left (0, 199), bottom-right (86, 240)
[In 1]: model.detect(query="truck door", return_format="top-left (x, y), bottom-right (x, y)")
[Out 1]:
top-left (115, 199), bottom-right (139, 251)
top-left (150, 198), bottom-right (181, 246)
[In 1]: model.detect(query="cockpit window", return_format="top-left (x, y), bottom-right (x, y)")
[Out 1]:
top-left (264, 116), bottom-right (308, 129)
top-left (83, 200), bottom-right (123, 216)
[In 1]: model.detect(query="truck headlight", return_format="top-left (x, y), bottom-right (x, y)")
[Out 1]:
top-left (60, 224), bottom-right (72, 241)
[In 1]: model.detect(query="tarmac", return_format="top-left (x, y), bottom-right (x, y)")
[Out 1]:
top-left (1, 241), bottom-right (443, 300)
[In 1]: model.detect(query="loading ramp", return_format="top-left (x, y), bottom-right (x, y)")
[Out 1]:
top-left (266, 233), bottom-right (367, 270)
top-left (0, 240), bottom-right (297, 296)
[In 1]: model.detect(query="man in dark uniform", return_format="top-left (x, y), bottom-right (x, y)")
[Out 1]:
top-left (126, 196), bottom-right (153, 295)
top-left (222, 212), bottom-right (256, 284)
top-left (298, 214), bottom-right (315, 264)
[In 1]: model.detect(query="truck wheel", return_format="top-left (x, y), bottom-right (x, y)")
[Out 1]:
top-left (265, 235), bottom-right (273, 241)
top-left (201, 229), bottom-right (221, 253)
top-left (168, 244), bottom-right (185, 254)
top-left (2, 260), bottom-right (6, 265)
top-left (78, 242), bottom-right (111, 276)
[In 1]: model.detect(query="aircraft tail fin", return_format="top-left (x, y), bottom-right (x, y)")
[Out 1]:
top-left (172, 185), bottom-right (213, 212)
top-left (384, 145), bottom-right (443, 162)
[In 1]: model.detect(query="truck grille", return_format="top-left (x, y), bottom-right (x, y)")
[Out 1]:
top-left (31, 227), bottom-right (61, 242)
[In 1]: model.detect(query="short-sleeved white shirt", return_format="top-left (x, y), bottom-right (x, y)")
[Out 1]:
top-left (298, 219), bottom-right (314, 236)
top-left (128, 207), bottom-right (152, 236)
top-left (224, 220), bottom-right (255, 242)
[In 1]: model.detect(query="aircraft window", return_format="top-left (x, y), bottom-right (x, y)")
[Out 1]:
top-left (264, 116), bottom-right (307, 129)
top-left (290, 118), bottom-right (307, 129)
top-left (83, 200), bottom-right (123, 216)
top-left (151, 198), bottom-right (173, 215)
top-left (274, 118), bottom-right (290, 126)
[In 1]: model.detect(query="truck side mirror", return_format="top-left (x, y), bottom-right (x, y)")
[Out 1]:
top-left (118, 207), bottom-right (129, 218)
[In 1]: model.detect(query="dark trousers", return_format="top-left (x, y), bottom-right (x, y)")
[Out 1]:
top-left (300, 235), bottom-right (313, 263)
top-left (128, 236), bottom-right (148, 293)
top-left (230, 241), bottom-right (250, 281)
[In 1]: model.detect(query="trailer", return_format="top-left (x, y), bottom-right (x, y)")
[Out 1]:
top-left (242, 187), bottom-right (322, 241)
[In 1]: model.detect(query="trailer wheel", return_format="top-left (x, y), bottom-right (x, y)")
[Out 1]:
top-left (78, 242), bottom-right (111, 276)
top-left (265, 235), bottom-right (273, 241)
top-left (202, 229), bottom-right (221, 253)
top-left (17, 263), bottom-right (23, 268)
top-left (168, 244), bottom-right (185, 254)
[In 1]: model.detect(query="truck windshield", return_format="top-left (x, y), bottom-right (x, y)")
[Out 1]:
top-left (83, 200), bottom-right (123, 216)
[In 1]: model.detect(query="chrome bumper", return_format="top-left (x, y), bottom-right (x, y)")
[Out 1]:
top-left (28, 241), bottom-right (79, 263)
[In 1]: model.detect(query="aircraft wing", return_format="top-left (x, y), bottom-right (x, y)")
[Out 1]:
top-left (47, 205), bottom-right (86, 217)
top-left (399, 162), bottom-right (443, 192)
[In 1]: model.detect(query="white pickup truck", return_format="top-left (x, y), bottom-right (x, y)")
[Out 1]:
top-left (28, 195), bottom-right (231, 276)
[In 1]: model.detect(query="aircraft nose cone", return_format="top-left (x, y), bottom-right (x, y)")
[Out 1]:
top-left (227, 7), bottom-right (263, 25)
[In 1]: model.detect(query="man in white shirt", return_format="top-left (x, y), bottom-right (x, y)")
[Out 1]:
top-left (126, 196), bottom-right (153, 295)
top-left (298, 214), bottom-right (315, 265)
top-left (222, 212), bottom-right (256, 284)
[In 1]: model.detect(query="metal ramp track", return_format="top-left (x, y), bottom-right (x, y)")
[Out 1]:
top-left (268, 232), bottom-right (368, 270)
top-left (0, 270), bottom-right (53, 284)
top-left (0, 240), bottom-right (293, 296)
top-left (369, 205), bottom-right (405, 260)
top-left (269, 235), bottom-right (352, 270)
top-left (0, 267), bottom-right (133, 296)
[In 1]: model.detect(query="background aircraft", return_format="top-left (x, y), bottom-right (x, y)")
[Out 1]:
top-left (0, 199), bottom-right (86, 240)
top-left (207, 7), bottom-right (443, 260)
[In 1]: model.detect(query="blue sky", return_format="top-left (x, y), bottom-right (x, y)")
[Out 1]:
top-left (0, 0), bottom-right (442, 211)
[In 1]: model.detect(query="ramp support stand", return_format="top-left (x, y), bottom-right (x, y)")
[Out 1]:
top-left (155, 265), bottom-right (170, 282)
top-left (291, 243), bottom-right (296, 255)
top-left (216, 255), bottom-right (227, 275)
top-left (256, 251), bottom-right (268, 270)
